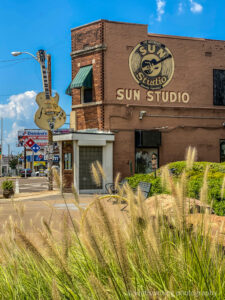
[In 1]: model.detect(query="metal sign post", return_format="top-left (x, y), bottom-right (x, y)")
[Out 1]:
top-left (47, 54), bottom-right (53, 190)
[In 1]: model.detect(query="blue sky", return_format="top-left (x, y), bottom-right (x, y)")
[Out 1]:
top-left (0, 0), bottom-right (224, 154)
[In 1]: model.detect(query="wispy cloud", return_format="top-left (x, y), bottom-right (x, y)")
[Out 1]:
top-left (178, 2), bottom-right (184, 14)
top-left (156, 0), bottom-right (166, 21)
top-left (189, 0), bottom-right (203, 13)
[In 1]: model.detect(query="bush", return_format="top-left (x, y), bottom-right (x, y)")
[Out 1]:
top-left (126, 173), bottom-right (167, 197)
top-left (1, 179), bottom-right (14, 191)
top-left (126, 161), bottom-right (225, 213)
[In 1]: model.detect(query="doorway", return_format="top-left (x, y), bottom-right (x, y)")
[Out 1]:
top-left (79, 146), bottom-right (103, 190)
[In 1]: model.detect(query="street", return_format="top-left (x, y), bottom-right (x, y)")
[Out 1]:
top-left (0, 193), bottom-right (94, 235)
top-left (0, 177), bottom-right (48, 194)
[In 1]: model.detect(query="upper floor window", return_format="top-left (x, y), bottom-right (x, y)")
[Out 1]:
top-left (82, 87), bottom-right (92, 103)
top-left (213, 69), bottom-right (225, 106)
top-left (66, 65), bottom-right (93, 103)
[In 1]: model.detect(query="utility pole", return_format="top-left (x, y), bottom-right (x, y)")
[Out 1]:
top-left (0, 118), bottom-right (3, 177)
top-left (47, 54), bottom-right (53, 190)
top-left (8, 144), bottom-right (10, 176)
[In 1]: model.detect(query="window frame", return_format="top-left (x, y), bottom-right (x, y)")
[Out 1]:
top-left (213, 69), bottom-right (225, 106)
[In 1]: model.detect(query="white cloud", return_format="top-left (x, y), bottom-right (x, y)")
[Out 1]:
top-left (156, 0), bottom-right (166, 21)
top-left (0, 91), bottom-right (37, 150)
top-left (0, 91), bottom-right (37, 120)
top-left (190, 0), bottom-right (203, 13)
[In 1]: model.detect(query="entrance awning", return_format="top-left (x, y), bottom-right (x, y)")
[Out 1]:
top-left (66, 65), bottom-right (93, 96)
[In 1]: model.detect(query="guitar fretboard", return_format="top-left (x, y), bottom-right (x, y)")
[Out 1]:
top-left (40, 61), bottom-right (50, 99)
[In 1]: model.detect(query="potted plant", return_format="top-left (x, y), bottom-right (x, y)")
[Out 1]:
top-left (2, 179), bottom-right (14, 198)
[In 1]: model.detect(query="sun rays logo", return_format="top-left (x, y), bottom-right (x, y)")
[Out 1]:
top-left (129, 40), bottom-right (174, 90)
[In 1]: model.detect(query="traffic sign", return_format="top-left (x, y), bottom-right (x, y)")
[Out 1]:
top-left (31, 143), bottom-right (41, 153)
top-left (25, 138), bottom-right (35, 148)
top-left (38, 154), bottom-right (43, 159)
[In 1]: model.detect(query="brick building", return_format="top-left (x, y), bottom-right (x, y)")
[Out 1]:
top-left (54, 20), bottom-right (225, 193)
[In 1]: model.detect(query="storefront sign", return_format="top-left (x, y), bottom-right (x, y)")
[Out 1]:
top-left (129, 40), bottom-right (174, 90)
top-left (116, 88), bottom-right (190, 104)
top-left (17, 129), bottom-right (48, 147)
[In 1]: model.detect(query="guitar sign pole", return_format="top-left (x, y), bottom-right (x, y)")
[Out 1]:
top-left (47, 54), bottom-right (53, 191)
top-left (11, 49), bottom-right (66, 190)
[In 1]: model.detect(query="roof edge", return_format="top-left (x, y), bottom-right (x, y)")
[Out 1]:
top-left (71, 19), bottom-right (146, 32)
top-left (148, 32), bottom-right (225, 43)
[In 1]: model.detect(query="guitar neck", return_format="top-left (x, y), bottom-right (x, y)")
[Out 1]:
top-left (40, 60), bottom-right (50, 99)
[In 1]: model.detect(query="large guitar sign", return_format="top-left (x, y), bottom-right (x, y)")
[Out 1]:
top-left (34, 50), bottom-right (66, 130)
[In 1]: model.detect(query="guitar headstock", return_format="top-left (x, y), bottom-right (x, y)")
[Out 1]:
top-left (37, 49), bottom-right (46, 64)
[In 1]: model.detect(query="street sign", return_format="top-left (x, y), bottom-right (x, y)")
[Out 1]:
top-left (38, 154), bottom-right (43, 159)
top-left (31, 143), bottom-right (41, 153)
top-left (25, 138), bottom-right (35, 148)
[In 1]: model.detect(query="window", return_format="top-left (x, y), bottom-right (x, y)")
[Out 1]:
top-left (220, 140), bottom-right (225, 162)
top-left (135, 148), bottom-right (158, 174)
top-left (213, 69), bottom-right (225, 106)
top-left (82, 87), bottom-right (93, 103)
top-left (64, 153), bottom-right (72, 170)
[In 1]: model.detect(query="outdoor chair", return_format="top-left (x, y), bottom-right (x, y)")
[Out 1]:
top-left (121, 181), bottom-right (152, 211)
top-left (105, 179), bottom-right (128, 196)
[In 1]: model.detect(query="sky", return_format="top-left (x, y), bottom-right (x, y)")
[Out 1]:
top-left (0, 0), bottom-right (225, 154)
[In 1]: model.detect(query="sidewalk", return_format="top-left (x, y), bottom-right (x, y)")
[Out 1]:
top-left (0, 189), bottom-right (96, 203)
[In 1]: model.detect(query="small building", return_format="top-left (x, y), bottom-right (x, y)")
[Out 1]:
top-left (54, 20), bottom-right (225, 193)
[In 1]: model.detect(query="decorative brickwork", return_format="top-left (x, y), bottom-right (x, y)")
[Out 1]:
top-left (71, 22), bottom-right (102, 52)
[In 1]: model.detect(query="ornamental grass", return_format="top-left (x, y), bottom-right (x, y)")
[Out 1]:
top-left (0, 147), bottom-right (224, 299)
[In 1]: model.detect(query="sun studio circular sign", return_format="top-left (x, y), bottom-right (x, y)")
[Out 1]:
top-left (129, 40), bottom-right (174, 90)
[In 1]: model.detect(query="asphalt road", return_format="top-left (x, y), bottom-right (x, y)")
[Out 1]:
top-left (0, 194), bottom-right (94, 235)
top-left (0, 177), bottom-right (49, 194)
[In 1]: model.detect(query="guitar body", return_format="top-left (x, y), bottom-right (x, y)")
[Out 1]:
top-left (34, 92), bottom-right (66, 130)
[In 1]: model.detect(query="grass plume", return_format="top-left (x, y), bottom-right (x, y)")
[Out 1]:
top-left (0, 147), bottom-right (224, 298)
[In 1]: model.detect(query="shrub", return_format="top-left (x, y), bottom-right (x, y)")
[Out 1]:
top-left (126, 173), bottom-right (166, 196)
top-left (127, 161), bottom-right (225, 213)
top-left (1, 179), bottom-right (14, 191)
top-left (213, 200), bottom-right (225, 216)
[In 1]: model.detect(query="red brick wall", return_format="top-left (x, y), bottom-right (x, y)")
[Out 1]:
top-left (69, 20), bottom-right (225, 179)
top-left (71, 21), bottom-right (103, 52)
top-left (70, 21), bottom-right (105, 130)
top-left (71, 52), bottom-right (103, 106)
top-left (101, 21), bottom-right (225, 178)
top-left (75, 105), bottom-right (103, 130)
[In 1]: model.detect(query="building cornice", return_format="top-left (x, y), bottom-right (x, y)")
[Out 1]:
top-left (71, 44), bottom-right (107, 58)
top-left (72, 101), bottom-right (102, 109)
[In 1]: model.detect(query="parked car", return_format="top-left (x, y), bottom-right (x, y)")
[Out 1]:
top-left (19, 168), bottom-right (32, 177)
top-left (35, 169), bottom-right (47, 177)
top-left (42, 166), bottom-right (59, 176)
top-left (35, 167), bottom-right (47, 177)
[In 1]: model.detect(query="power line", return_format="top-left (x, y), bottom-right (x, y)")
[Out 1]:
top-left (0, 57), bottom-right (33, 63)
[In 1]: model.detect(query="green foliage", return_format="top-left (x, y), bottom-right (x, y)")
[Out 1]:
top-left (213, 200), bottom-right (225, 216)
top-left (1, 179), bottom-right (14, 191)
top-left (9, 157), bottom-right (18, 169)
top-left (126, 173), bottom-right (166, 196)
top-left (127, 161), bottom-right (225, 214)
